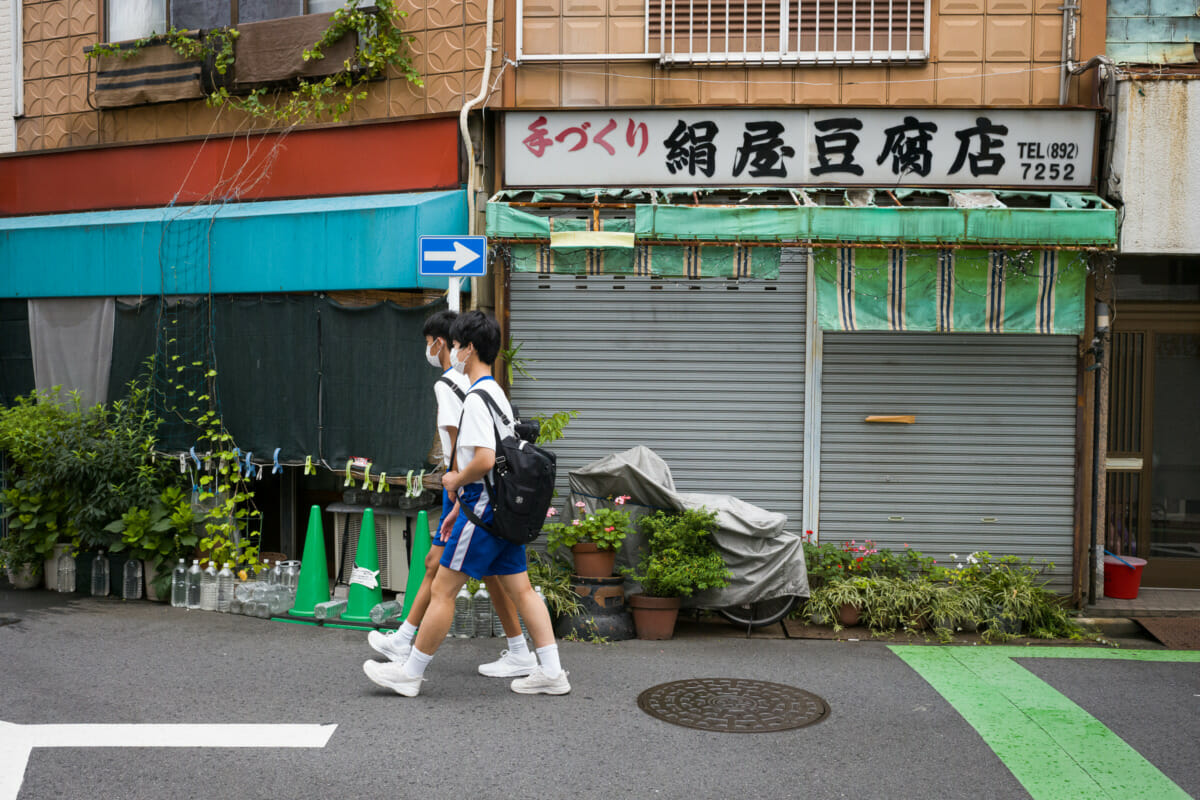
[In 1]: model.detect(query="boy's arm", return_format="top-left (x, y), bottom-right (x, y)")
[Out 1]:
top-left (442, 447), bottom-right (495, 493)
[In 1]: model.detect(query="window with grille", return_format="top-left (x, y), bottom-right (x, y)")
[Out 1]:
top-left (647, 0), bottom-right (929, 65)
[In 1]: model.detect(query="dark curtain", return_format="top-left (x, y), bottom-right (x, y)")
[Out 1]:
top-left (0, 300), bottom-right (34, 406)
top-left (108, 297), bottom-right (159, 403)
top-left (213, 295), bottom-right (319, 463)
top-left (318, 297), bottom-right (442, 476)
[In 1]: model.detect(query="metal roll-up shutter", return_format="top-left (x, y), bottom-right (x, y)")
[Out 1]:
top-left (818, 333), bottom-right (1078, 592)
top-left (509, 248), bottom-right (807, 527)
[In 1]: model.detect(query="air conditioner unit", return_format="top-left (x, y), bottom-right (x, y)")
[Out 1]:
top-left (328, 503), bottom-right (436, 593)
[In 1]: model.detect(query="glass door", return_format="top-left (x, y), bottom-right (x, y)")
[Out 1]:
top-left (1107, 306), bottom-right (1200, 588)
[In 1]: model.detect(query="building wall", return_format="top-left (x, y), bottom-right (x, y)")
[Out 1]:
top-left (1107, 0), bottom-right (1200, 65)
top-left (513, 0), bottom-right (1082, 108)
top-left (1107, 79), bottom-right (1200, 255)
top-left (0, 0), bottom-right (17, 152)
top-left (16, 0), bottom-right (500, 151)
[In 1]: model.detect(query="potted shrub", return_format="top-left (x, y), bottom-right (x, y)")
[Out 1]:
top-left (545, 497), bottom-right (633, 578)
top-left (626, 508), bottom-right (732, 640)
top-left (806, 576), bottom-right (873, 631)
top-left (104, 486), bottom-right (197, 601)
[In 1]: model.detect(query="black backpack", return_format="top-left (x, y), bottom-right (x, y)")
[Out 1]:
top-left (456, 390), bottom-right (556, 545)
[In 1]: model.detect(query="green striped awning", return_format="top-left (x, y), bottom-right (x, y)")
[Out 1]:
top-left (815, 248), bottom-right (1086, 334)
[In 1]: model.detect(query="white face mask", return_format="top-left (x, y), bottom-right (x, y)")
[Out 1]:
top-left (425, 341), bottom-right (442, 369)
top-left (450, 346), bottom-right (468, 374)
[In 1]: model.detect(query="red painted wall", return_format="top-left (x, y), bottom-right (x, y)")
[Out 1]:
top-left (0, 117), bottom-right (460, 216)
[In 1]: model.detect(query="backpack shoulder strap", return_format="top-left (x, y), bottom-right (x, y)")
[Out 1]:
top-left (436, 375), bottom-right (467, 401)
top-left (473, 388), bottom-right (514, 428)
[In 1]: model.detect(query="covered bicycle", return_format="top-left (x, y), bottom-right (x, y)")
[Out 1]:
top-left (563, 446), bottom-right (809, 628)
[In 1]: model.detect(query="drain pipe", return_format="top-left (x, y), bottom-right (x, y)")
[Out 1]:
top-left (455, 0), bottom-right (497, 313)
top-left (1059, 0), bottom-right (1079, 105)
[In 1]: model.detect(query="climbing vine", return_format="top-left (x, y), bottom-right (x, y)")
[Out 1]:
top-left (88, 0), bottom-right (420, 125)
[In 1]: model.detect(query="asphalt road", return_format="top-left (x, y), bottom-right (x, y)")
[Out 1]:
top-left (2, 588), bottom-right (1197, 800)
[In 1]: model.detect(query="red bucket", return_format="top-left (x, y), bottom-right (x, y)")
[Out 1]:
top-left (1103, 554), bottom-right (1147, 600)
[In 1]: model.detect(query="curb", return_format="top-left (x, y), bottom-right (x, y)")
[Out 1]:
top-left (1076, 616), bottom-right (1142, 638)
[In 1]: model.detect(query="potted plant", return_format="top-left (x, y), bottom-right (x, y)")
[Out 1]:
top-left (545, 497), bottom-right (633, 578)
top-left (625, 508), bottom-right (732, 640)
top-left (806, 576), bottom-right (873, 631)
top-left (104, 486), bottom-right (197, 601)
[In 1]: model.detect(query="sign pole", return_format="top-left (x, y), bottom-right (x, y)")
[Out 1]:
top-left (448, 277), bottom-right (461, 312)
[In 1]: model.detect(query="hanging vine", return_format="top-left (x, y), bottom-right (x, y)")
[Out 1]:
top-left (88, 0), bottom-right (421, 125)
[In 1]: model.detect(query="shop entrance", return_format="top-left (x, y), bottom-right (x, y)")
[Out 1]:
top-left (1107, 304), bottom-right (1200, 588)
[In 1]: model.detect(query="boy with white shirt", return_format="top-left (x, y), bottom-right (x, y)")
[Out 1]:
top-left (364, 311), bottom-right (570, 697)
top-left (366, 310), bottom-right (535, 680)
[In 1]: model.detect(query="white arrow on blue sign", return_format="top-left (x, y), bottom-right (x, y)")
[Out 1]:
top-left (418, 236), bottom-right (487, 277)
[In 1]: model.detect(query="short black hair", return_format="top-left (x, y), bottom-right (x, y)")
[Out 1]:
top-left (422, 309), bottom-right (457, 343)
top-left (449, 310), bottom-right (501, 365)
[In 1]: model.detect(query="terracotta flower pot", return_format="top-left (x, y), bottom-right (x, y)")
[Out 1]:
top-left (571, 543), bottom-right (616, 578)
top-left (628, 593), bottom-right (681, 640)
top-left (838, 603), bottom-right (861, 627)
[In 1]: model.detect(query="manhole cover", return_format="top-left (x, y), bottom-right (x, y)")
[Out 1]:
top-left (637, 678), bottom-right (830, 733)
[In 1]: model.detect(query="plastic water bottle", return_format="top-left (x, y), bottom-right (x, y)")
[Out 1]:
top-left (268, 561), bottom-right (284, 587)
top-left (186, 560), bottom-right (202, 609)
top-left (91, 551), bottom-right (110, 597)
top-left (473, 586), bottom-right (493, 638)
top-left (200, 562), bottom-right (218, 611)
top-left (452, 586), bottom-right (472, 638)
top-left (122, 558), bottom-right (143, 600)
top-left (369, 600), bottom-right (402, 625)
top-left (280, 561), bottom-right (300, 592)
top-left (171, 559), bottom-right (188, 607)
top-left (259, 559), bottom-right (271, 585)
top-left (267, 586), bottom-right (291, 616)
top-left (314, 599), bottom-right (347, 620)
top-left (56, 553), bottom-right (76, 594)
top-left (217, 563), bottom-right (235, 612)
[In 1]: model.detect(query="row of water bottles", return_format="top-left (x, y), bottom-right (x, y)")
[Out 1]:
top-left (169, 558), bottom-right (299, 616)
top-left (55, 550), bottom-right (145, 600)
top-left (450, 584), bottom-right (547, 639)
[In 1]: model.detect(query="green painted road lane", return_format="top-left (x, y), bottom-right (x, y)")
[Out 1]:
top-left (892, 647), bottom-right (1200, 800)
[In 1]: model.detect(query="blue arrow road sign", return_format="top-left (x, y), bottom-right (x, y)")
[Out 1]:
top-left (418, 236), bottom-right (487, 277)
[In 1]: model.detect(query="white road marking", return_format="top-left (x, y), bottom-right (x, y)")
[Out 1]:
top-left (0, 720), bottom-right (336, 800)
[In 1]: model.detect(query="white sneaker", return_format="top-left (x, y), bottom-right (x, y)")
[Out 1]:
top-left (510, 666), bottom-right (571, 695)
top-left (363, 660), bottom-right (424, 697)
top-left (367, 630), bottom-right (411, 664)
top-left (478, 649), bottom-right (538, 678)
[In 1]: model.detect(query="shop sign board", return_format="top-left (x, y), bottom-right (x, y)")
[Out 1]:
top-left (504, 109), bottom-right (1096, 189)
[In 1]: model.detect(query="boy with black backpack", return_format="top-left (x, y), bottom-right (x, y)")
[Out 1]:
top-left (363, 311), bottom-right (569, 697)
top-left (366, 310), bottom-right (536, 680)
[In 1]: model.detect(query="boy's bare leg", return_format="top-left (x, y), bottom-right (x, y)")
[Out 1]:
top-left (403, 546), bottom-right (444, 626)
top-left (411, 566), bottom-right (468, 658)
top-left (485, 576), bottom-right (522, 638)
top-left (492, 572), bottom-right (554, 649)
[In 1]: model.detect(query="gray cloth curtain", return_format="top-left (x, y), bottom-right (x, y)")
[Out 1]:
top-left (28, 298), bottom-right (115, 406)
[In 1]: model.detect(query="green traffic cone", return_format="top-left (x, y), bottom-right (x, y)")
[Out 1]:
top-left (400, 509), bottom-right (431, 622)
top-left (340, 507), bottom-right (383, 624)
top-left (288, 506), bottom-right (331, 618)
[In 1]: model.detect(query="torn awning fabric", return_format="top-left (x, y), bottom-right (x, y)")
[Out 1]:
top-left (487, 187), bottom-right (1115, 286)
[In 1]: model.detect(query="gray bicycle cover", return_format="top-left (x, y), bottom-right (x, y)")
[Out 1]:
top-left (564, 446), bottom-right (809, 608)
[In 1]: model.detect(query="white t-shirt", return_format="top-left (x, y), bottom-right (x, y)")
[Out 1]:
top-left (434, 368), bottom-right (470, 468)
top-left (455, 376), bottom-right (516, 482)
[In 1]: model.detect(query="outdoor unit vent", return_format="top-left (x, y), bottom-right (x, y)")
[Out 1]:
top-left (329, 504), bottom-right (433, 593)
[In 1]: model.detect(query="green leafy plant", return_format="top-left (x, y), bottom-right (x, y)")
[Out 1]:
top-left (626, 508), bottom-right (732, 599)
top-left (545, 498), bottom-right (633, 552)
top-left (526, 551), bottom-right (583, 619)
top-left (806, 576), bottom-right (872, 631)
top-left (104, 486), bottom-right (198, 595)
top-left (533, 410), bottom-right (577, 446)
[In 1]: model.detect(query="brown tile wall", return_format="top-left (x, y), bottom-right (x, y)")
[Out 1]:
top-left (19, 0), bottom-right (501, 151)
top-left (514, 0), bottom-right (1077, 108)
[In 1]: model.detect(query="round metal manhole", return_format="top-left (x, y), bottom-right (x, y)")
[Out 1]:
top-left (637, 678), bottom-right (830, 733)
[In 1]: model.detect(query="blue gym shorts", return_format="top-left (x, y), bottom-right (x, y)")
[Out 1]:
top-left (432, 488), bottom-right (455, 548)
top-left (439, 482), bottom-right (527, 580)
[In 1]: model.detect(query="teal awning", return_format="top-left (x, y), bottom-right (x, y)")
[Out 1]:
top-left (487, 188), bottom-right (1117, 278)
top-left (0, 190), bottom-right (467, 298)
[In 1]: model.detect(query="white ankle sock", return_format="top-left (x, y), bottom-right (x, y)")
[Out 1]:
top-left (404, 647), bottom-right (433, 679)
top-left (535, 644), bottom-right (561, 678)
top-left (398, 621), bottom-right (418, 645)
top-left (508, 635), bottom-right (529, 656)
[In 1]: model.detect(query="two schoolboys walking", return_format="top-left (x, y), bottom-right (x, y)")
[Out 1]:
top-left (363, 310), bottom-right (570, 697)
